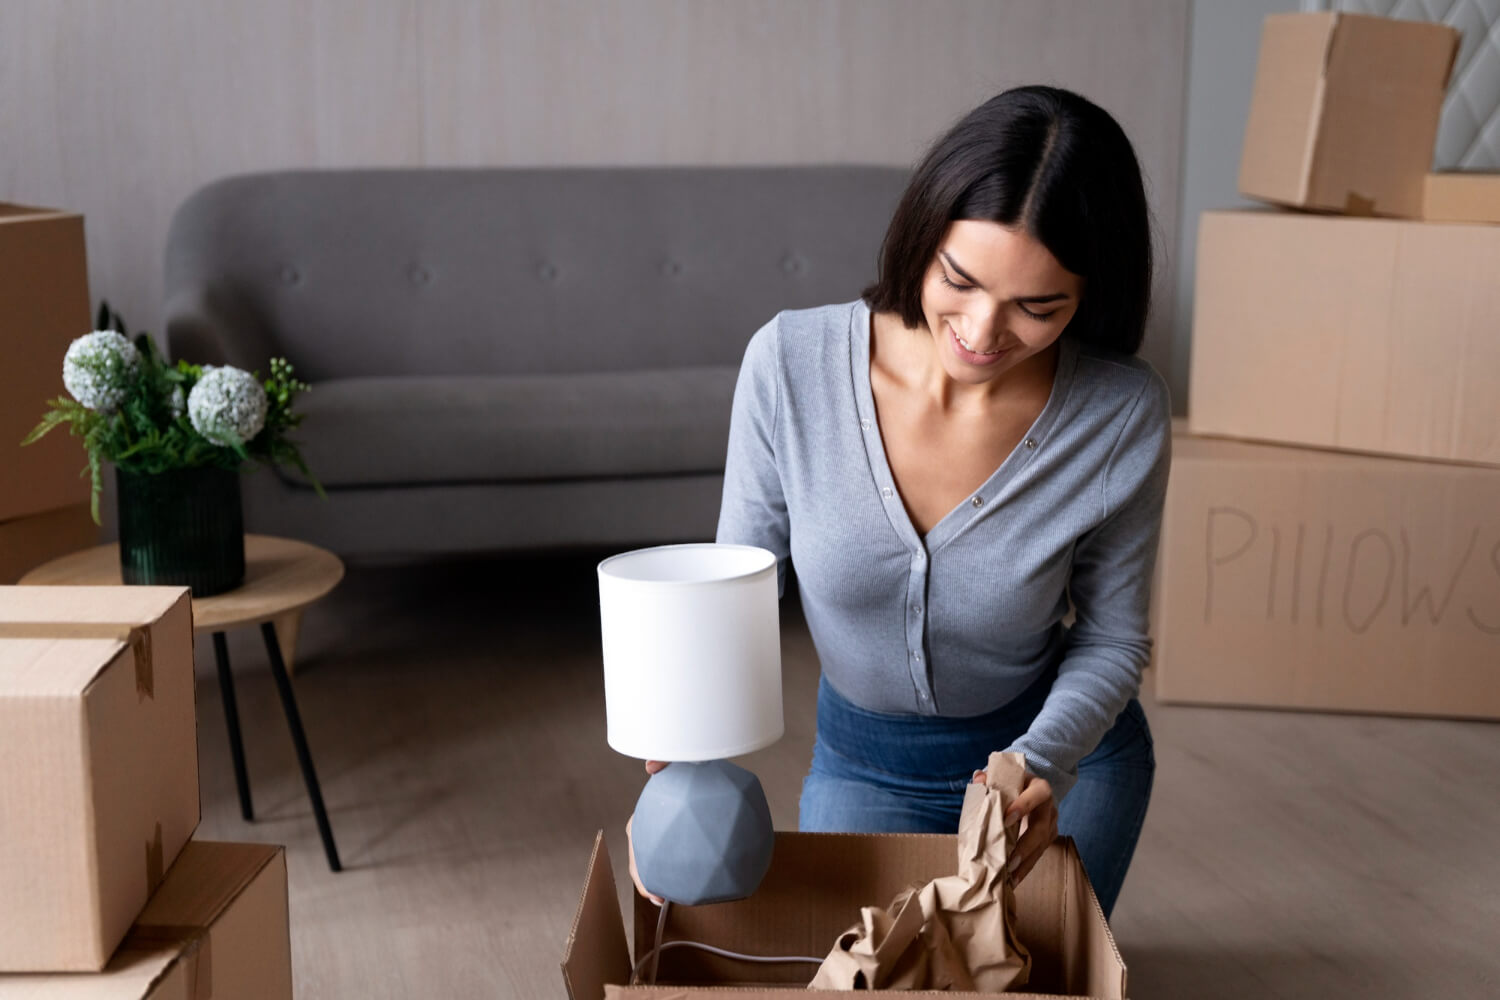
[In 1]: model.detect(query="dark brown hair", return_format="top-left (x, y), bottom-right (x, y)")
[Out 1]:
top-left (863, 85), bottom-right (1153, 355)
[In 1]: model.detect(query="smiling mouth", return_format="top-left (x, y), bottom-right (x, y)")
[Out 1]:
top-left (949, 326), bottom-right (1010, 364)
top-left (955, 332), bottom-right (1003, 356)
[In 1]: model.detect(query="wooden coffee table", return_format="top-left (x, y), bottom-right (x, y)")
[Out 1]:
top-left (21, 534), bottom-right (346, 871)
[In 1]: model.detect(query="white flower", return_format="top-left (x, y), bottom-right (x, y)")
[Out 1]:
top-left (168, 385), bottom-right (186, 419)
top-left (62, 330), bottom-right (141, 413)
top-left (188, 365), bottom-right (268, 446)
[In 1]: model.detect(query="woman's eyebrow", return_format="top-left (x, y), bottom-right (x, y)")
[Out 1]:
top-left (939, 250), bottom-right (1069, 303)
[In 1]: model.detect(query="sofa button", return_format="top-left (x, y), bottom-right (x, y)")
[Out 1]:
top-left (781, 254), bottom-right (806, 275)
top-left (537, 263), bottom-right (558, 281)
top-left (409, 266), bottom-right (431, 286)
top-left (279, 265), bottom-right (302, 286)
top-left (661, 260), bottom-right (682, 277)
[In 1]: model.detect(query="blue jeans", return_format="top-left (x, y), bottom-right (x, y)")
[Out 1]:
top-left (800, 672), bottom-right (1154, 918)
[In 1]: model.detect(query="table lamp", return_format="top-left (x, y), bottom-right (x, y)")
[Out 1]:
top-left (598, 543), bottom-right (782, 906)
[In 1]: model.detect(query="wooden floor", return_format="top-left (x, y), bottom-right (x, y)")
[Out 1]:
top-left (190, 552), bottom-right (1500, 999)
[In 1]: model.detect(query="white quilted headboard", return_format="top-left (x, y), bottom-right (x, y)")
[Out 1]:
top-left (1306, 0), bottom-right (1500, 168)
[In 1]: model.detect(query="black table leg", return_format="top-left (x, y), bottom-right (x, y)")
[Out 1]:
top-left (212, 631), bottom-right (255, 821)
top-left (260, 621), bottom-right (342, 872)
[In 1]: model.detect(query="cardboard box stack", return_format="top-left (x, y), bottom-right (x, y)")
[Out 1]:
top-left (1159, 10), bottom-right (1500, 718)
top-left (0, 204), bottom-right (100, 583)
top-left (0, 586), bottom-right (294, 997)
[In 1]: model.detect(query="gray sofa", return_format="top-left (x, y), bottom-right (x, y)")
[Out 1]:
top-left (163, 167), bottom-right (909, 558)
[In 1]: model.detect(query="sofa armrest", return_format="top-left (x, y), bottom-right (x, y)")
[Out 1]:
top-left (163, 284), bottom-right (277, 369)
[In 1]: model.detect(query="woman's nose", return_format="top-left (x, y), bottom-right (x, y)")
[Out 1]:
top-left (962, 305), bottom-right (1004, 342)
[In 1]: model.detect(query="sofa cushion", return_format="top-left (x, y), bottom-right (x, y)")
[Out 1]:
top-left (165, 168), bottom-right (909, 381)
top-left (279, 368), bottom-right (738, 488)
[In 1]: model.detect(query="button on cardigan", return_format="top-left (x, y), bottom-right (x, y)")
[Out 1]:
top-left (716, 299), bottom-right (1172, 800)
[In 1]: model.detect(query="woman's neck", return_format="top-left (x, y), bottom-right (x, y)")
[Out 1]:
top-left (872, 309), bottom-right (1059, 416)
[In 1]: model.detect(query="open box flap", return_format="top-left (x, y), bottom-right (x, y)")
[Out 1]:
top-left (1057, 839), bottom-right (1126, 999)
top-left (563, 831), bottom-right (633, 1000)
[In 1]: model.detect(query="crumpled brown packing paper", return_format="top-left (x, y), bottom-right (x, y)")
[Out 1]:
top-left (808, 750), bottom-right (1032, 992)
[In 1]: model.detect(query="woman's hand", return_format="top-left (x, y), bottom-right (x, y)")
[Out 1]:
top-left (625, 760), bottom-right (670, 906)
top-left (971, 767), bottom-right (1058, 887)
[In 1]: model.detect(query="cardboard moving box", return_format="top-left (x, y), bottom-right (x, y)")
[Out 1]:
top-left (1423, 172), bottom-right (1500, 224)
top-left (0, 204), bottom-right (93, 523)
top-left (563, 831), bottom-right (1125, 1000)
top-left (0, 841), bottom-right (293, 999)
top-left (1189, 209), bottom-right (1500, 467)
top-left (1239, 12), bottom-right (1458, 218)
top-left (1154, 426), bottom-right (1500, 718)
top-left (0, 587), bottom-right (200, 971)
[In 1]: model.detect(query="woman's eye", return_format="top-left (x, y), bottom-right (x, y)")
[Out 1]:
top-left (938, 268), bottom-right (1056, 320)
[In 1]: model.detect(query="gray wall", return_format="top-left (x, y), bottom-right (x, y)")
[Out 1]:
top-left (1171, 0), bottom-right (1300, 411)
top-left (0, 0), bottom-right (1190, 384)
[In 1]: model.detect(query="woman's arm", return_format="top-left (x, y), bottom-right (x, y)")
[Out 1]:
top-left (1005, 369), bottom-right (1172, 801)
top-left (716, 316), bottom-right (792, 596)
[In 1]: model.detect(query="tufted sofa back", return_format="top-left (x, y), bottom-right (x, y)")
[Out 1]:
top-left (163, 167), bottom-right (910, 380)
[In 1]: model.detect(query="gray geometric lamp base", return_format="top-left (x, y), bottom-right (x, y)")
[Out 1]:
top-left (631, 759), bottom-right (775, 906)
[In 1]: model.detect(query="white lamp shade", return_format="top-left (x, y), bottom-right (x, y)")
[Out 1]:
top-left (598, 543), bottom-right (783, 761)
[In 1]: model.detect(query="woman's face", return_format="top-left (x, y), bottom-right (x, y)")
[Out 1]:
top-left (918, 219), bottom-right (1083, 388)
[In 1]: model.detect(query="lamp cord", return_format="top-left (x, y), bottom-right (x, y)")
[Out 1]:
top-left (632, 900), bottom-right (824, 986)
top-left (648, 901), bottom-right (668, 985)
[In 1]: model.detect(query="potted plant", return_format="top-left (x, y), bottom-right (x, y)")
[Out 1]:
top-left (23, 304), bottom-right (322, 596)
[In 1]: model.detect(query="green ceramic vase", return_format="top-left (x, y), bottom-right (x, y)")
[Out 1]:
top-left (116, 465), bottom-right (245, 596)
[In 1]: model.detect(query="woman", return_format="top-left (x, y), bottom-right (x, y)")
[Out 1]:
top-left (642, 85), bottom-right (1169, 918)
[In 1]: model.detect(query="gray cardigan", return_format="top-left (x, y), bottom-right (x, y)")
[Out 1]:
top-left (716, 298), bottom-right (1172, 800)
